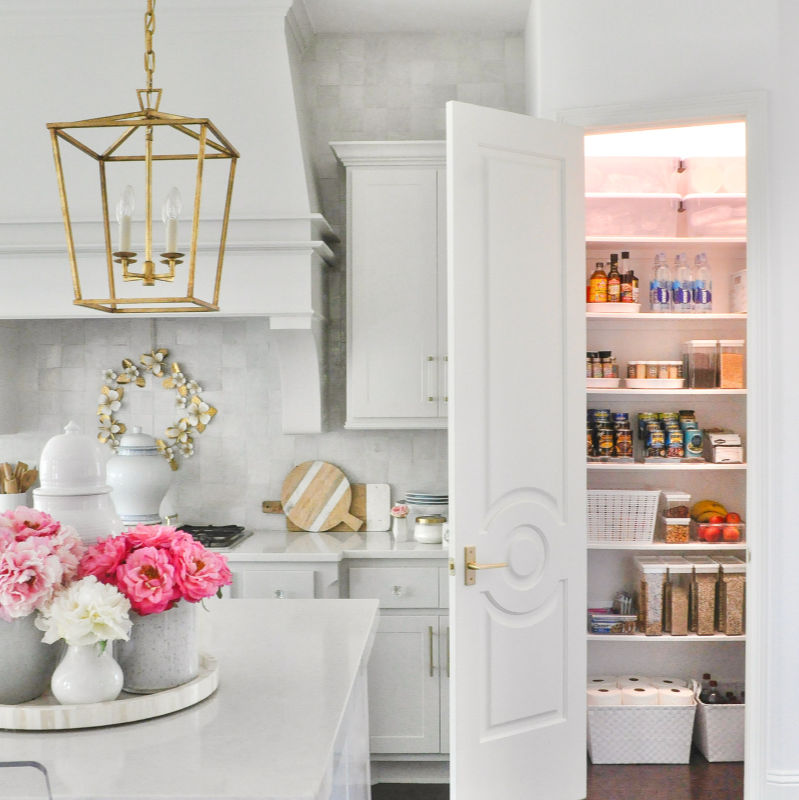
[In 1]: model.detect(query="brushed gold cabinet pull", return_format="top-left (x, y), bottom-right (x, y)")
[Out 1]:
top-left (428, 625), bottom-right (434, 677)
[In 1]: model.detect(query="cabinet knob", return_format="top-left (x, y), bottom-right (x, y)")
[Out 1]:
top-left (391, 585), bottom-right (403, 597)
top-left (274, 589), bottom-right (286, 599)
top-left (427, 396), bottom-right (436, 402)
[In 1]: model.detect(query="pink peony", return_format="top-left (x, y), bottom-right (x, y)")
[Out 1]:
top-left (79, 534), bottom-right (130, 584)
top-left (0, 537), bottom-right (64, 621)
top-left (170, 537), bottom-right (232, 602)
top-left (125, 523), bottom-right (190, 549)
top-left (115, 546), bottom-right (179, 615)
top-left (2, 507), bottom-right (62, 540)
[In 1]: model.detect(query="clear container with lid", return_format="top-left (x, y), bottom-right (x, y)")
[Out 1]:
top-left (684, 340), bottom-right (718, 388)
top-left (684, 556), bottom-right (719, 635)
top-left (718, 339), bottom-right (745, 389)
top-left (660, 555), bottom-right (692, 635)
top-left (713, 555), bottom-right (746, 635)
top-left (636, 556), bottom-right (667, 635)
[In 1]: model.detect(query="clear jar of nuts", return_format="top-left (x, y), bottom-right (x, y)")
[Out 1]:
top-left (714, 555), bottom-right (746, 635)
top-left (685, 556), bottom-right (719, 636)
top-left (636, 557), bottom-right (667, 636)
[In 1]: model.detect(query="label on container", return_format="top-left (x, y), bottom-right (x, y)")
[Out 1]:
top-left (693, 287), bottom-right (712, 305)
top-left (653, 286), bottom-right (671, 305)
top-left (673, 286), bottom-right (692, 306)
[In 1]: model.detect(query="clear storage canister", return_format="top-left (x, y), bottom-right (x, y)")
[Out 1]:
top-left (636, 556), bottom-right (667, 635)
top-left (685, 555), bottom-right (719, 635)
top-left (713, 555), bottom-right (746, 635)
top-left (684, 340), bottom-right (718, 388)
top-left (660, 555), bottom-right (692, 636)
top-left (718, 339), bottom-right (745, 389)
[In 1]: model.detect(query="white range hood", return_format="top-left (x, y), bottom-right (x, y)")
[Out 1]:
top-left (0, 0), bottom-right (332, 434)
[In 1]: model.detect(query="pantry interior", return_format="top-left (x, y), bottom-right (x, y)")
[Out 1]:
top-left (583, 120), bottom-right (748, 783)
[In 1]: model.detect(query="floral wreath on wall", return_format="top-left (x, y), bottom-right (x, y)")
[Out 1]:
top-left (97, 348), bottom-right (217, 471)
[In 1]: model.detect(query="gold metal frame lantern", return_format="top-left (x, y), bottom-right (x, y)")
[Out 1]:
top-left (47, 1), bottom-right (238, 313)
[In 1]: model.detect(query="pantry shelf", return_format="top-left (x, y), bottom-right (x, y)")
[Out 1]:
top-left (587, 542), bottom-right (746, 551)
top-left (586, 312), bottom-right (746, 321)
top-left (586, 388), bottom-right (747, 396)
top-left (587, 633), bottom-right (746, 643)
top-left (587, 462), bottom-right (746, 471)
top-left (586, 235), bottom-right (746, 245)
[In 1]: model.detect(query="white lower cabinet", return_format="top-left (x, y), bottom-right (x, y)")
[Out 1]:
top-left (227, 562), bottom-right (340, 599)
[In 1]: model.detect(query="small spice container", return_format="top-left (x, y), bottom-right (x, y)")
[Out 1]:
top-left (636, 556), bottom-right (667, 635)
top-left (718, 339), bottom-right (745, 389)
top-left (713, 555), bottom-right (746, 635)
top-left (662, 490), bottom-right (691, 543)
top-left (660, 555), bottom-right (692, 636)
top-left (684, 340), bottom-right (718, 388)
top-left (684, 556), bottom-right (719, 635)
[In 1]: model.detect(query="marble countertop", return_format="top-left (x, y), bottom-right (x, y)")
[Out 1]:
top-left (0, 599), bottom-right (379, 800)
top-left (222, 530), bottom-right (450, 562)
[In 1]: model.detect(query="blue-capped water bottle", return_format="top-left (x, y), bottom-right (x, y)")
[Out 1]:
top-left (651, 252), bottom-right (672, 312)
top-left (693, 252), bottom-right (713, 312)
top-left (672, 252), bottom-right (693, 312)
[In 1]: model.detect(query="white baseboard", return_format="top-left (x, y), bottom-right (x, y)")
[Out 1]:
top-left (371, 760), bottom-right (450, 784)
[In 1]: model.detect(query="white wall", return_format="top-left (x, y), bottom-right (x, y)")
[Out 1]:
top-left (527, 0), bottom-right (794, 794)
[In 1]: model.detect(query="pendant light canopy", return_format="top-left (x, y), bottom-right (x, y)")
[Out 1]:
top-left (47, 0), bottom-right (239, 313)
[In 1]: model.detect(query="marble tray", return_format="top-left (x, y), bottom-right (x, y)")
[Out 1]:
top-left (0, 653), bottom-right (218, 731)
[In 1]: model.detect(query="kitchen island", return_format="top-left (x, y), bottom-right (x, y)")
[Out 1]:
top-left (0, 599), bottom-right (379, 800)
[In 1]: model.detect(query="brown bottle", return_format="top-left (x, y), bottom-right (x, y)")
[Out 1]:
top-left (589, 262), bottom-right (608, 303)
top-left (607, 255), bottom-right (621, 303)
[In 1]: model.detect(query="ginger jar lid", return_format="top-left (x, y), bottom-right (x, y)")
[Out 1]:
top-left (116, 426), bottom-right (160, 456)
top-left (38, 421), bottom-right (109, 495)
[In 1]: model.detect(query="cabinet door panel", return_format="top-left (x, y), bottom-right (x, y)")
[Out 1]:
top-left (232, 568), bottom-right (315, 599)
top-left (367, 615), bottom-right (440, 754)
top-left (349, 566), bottom-right (438, 609)
top-left (348, 168), bottom-right (439, 423)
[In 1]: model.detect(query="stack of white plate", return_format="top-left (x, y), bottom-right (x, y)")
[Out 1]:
top-left (405, 490), bottom-right (449, 506)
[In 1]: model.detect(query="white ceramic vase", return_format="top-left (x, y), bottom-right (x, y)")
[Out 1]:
top-left (51, 643), bottom-right (123, 705)
top-left (115, 602), bottom-right (199, 693)
top-left (0, 615), bottom-right (61, 704)
top-left (391, 516), bottom-right (409, 542)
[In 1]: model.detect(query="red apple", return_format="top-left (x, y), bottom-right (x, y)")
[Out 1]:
top-left (725, 512), bottom-right (742, 524)
top-left (723, 525), bottom-right (741, 542)
top-left (707, 514), bottom-right (725, 524)
top-left (703, 525), bottom-right (722, 542)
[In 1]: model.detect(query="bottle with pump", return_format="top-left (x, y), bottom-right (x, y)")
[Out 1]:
top-left (607, 254), bottom-right (621, 302)
top-left (651, 252), bottom-right (672, 312)
top-left (693, 252), bottom-right (713, 312)
top-left (589, 262), bottom-right (608, 303)
top-left (672, 252), bottom-right (693, 312)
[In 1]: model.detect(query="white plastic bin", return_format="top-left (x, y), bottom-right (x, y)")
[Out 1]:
top-left (694, 687), bottom-right (745, 762)
top-left (681, 193), bottom-right (746, 236)
top-left (585, 157), bottom-right (681, 194)
top-left (585, 194), bottom-right (681, 237)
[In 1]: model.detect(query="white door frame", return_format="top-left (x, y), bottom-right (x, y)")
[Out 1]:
top-left (558, 91), bottom-right (769, 800)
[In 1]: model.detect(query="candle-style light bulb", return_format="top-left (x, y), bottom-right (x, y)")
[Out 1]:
top-left (115, 185), bottom-right (135, 253)
top-left (162, 187), bottom-right (182, 254)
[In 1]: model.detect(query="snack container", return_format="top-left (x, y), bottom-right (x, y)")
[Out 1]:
top-left (719, 339), bottom-right (745, 389)
top-left (684, 340), bottom-right (718, 388)
top-left (683, 556), bottom-right (718, 635)
top-left (661, 515), bottom-right (691, 544)
top-left (663, 490), bottom-right (691, 518)
top-left (694, 521), bottom-right (745, 544)
top-left (660, 556), bottom-right (692, 635)
top-left (636, 556), bottom-right (667, 635)
top-left (713, 556), bottom-right (746, 636)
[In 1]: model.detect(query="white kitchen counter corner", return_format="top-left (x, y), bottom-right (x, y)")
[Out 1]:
top-left (223, 531), bottom-right (450, 562)
top-left (0, 599), bottom-right (379, 800)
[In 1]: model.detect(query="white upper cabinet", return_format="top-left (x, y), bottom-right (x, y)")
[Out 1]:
top-left (331, 142), bottom-right (447, 429)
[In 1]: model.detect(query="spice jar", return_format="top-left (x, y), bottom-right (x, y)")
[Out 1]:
top-left (714, 555), bottom-right (746, 635)
top-left (685, 556), bottom-right (719, 635)
top-left (636, 556), bottom-right (666, 635)
top-left (718, 339), bottom-right (745, 389)
top-left (660, 555), bottom-right (691, 636)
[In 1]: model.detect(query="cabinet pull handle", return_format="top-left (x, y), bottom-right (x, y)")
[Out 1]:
top-left (446, 626), bottom-right (450, 678)
top-left (391, 585), bottom-right (403, 597)
top-left (428, 625), bottom-right (434, 677)
top-left (274, 589), bottom-right (286, 599)
top-left (442, 354), bottom-right (449, 403)
top-left (423, 355), bottom-right (437, 402)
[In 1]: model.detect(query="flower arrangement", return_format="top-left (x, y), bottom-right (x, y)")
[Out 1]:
top-left (79, 524), bottom-right (232, 616)
top-left (36, 575), bottom-right (132, 648)
top-left (390, 503), bottom-right (409, 519)
top-left (0, 507), bottom-right (84, 622)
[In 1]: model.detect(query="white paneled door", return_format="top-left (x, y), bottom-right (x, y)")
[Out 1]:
top-left (447, 101), bottom-right (586, 799)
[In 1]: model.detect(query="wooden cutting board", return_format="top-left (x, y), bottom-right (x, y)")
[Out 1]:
top-left (263, 483), bottom-right (391, 532)
top-left (280, 461), bottom-right (363, 532)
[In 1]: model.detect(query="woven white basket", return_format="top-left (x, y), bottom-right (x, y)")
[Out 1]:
top-left (587, 704), bottom-right (696, 764)
top-left (586, 489), bottom-right (661, 543)
top-left (694, 696), bottom-right (745, 762)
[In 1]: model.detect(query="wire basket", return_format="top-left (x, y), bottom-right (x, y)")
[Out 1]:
top-left (587, 490), bottom-right (661, 543)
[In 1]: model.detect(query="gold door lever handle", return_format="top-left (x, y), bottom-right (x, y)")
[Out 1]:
top-left (464, 546), bottom-right (507, 585)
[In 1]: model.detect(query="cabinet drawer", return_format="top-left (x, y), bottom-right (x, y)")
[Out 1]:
top-left (234, 569), bottom-right (315, 599)
top-left (349, 567), bottom-right (439, 608)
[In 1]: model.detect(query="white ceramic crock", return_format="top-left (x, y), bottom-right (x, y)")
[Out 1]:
top-left (413, 514), bottom-right (447, 544)
top-left (106, 427), bottom-right (173, 526)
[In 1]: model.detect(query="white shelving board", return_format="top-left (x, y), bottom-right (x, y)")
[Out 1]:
top-left (586, 236), bottom-right (746, 245)
top-left (586, 312), bottom-right (746, 321)
top-left (587, 462), bottom-right (746, 471)
top-left (587, 542), bottom-right (746, 551)
top-left (587, 633), bottom-right (745, 643)
top-left (587, 388), bottom-right (746, 396)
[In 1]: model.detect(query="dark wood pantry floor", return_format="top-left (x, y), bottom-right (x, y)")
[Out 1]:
top-left (371, 752), bottom-right (743, 799)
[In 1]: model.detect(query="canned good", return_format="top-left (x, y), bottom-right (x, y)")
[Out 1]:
top-left (646, 429), bottom-right (666, 458)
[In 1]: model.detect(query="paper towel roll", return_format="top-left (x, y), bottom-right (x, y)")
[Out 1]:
top-left (658, 686), bottom-right (695, 706)
top-left (587, 675), bottom-right (617, 688)
top-left (587, 687), bottom-right (622, 706)
top-left (621, 686), bottom-right (659, 705)
top-left (616, 675), bottom-right (652, 689)
top-left (651, 676), bottom-right (687, 688)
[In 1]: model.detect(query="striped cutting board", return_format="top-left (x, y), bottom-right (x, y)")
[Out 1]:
top-left (280, 461), bottom-right (363, 532)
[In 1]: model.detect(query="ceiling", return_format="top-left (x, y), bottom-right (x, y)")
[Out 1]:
top-left (301, 0), bottom-right (530, 33)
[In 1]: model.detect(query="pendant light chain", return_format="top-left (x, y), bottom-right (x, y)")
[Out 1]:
top-left (144, 0), bottom-right (156, 92)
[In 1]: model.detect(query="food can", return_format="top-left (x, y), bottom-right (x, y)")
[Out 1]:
top-left (685, 428), bottom-right (704, 457)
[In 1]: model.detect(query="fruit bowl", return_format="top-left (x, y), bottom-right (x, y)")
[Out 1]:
top-left (694, 520), bottom-right (745, 543)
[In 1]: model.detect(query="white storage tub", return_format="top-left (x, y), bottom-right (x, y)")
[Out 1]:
top-left (694, 684), bottom-right (745, 762)
top-left (681, 193), bottom-right (746, 236)
top-left (587, 704), bottom-right (697, 764)
top-left (585, 157), bottom-right (681, 194)
top-left (680, 157), bottom-right (746, 194)
top-left (585, 193), bottom-right (681, 237)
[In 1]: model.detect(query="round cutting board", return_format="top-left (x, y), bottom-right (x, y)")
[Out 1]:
top-left (281, 461), bottom-right (363, 532)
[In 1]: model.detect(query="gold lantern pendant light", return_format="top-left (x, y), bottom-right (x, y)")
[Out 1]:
top-left (47, 0), bottom-right (238, 313)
